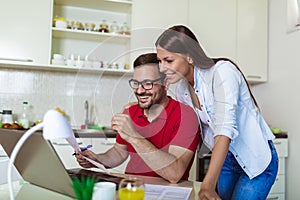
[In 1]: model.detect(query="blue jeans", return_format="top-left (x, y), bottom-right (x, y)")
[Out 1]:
top-left (217, 140), bottom-right (278, 200)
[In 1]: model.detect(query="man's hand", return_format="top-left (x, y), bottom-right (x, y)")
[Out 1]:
top-left (75, 150), bottom-right (98, 168)
top-left (111, 113), bottom-right (142, 142)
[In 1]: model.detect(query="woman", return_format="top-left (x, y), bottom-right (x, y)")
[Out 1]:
top-left (155, 25), bottom-right (278, 200)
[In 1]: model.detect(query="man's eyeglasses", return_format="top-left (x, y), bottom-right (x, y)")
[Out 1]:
top-left (129, 77), bottom-right (163, 90)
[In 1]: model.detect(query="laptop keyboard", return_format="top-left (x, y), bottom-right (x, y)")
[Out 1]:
top-left (67, 168), bottom-right (123, 188)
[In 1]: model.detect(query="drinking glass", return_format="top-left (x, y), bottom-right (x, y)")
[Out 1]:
top-left (118, 177), bottom-right (145, 200)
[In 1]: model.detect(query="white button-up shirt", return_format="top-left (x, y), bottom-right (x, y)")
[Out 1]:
top-left (176, 60), bottom-right (275, 179)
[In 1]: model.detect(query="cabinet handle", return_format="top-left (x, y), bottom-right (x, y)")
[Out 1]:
top-left (246, 75), bottom-right (262, 79)
top-left (274, 141), bottom-right (281, 145)
top-left (267, 197), bottom-right (279, 200)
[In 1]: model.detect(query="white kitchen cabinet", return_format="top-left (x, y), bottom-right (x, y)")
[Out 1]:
top-left (131, 0), bottom-right (188, 29)
top-left (236, 0), bottom-right (268, 83)
top-left (0, 145), bottom-right (22, 184)
top-left (51, 0), bottom-right (132, 69)
top-left (0, 0), bottom-right (52, 65)
top-left (188, 152), bottom-right (198, 181)
top-left (130, 0), bottom-right (189, 63)
top-left (267, 138), bottom-right (288, 200)
top-left (189, 0), bottom-right (237, 60)
top-left (189, 0), bottom-right (268, 83)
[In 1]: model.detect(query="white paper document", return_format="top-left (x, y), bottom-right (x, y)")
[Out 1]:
top-left (64, 134), bottom-right (110, 173)
top-left (82, 155), bottom-right (110, 173)
top-left (144, 184), bottom-right (192, 200)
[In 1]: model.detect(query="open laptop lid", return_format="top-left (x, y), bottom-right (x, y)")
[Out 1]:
top-left (0, 129), bottom-right (76, 198)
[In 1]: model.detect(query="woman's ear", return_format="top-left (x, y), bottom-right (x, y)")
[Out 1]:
top-left (187, 56), bottom-right (193, 65)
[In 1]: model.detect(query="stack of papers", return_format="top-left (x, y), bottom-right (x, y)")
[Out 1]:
top-left (145, 184), bottom-right (192, 200)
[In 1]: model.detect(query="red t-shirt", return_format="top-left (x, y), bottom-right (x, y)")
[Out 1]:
top-left (116, 97), bottom-right (200, 180)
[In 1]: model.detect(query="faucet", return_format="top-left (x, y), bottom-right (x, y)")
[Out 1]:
top-left (84, 100), bottom-right (89, 129)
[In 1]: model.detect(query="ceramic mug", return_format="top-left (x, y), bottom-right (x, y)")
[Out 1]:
top-left (92, 182), bottom-right (116, 200)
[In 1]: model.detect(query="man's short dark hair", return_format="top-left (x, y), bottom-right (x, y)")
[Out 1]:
top-left (133, 53), bottom-right (166, 80)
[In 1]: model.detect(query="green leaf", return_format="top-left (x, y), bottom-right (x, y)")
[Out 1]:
top-left (71, 175), bottom-right (96, 200)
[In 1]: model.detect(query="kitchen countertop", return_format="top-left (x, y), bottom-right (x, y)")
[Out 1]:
top-left (73, 127), bottom-right (117, 138)
top-left (0, 128), bottom-right (286, 139)
top-left (273, 131), bottom-right (288, 138)
top-left (0, 127), bottom-right (117, 138)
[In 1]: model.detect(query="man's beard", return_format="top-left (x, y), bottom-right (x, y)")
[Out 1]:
top-left (138, 98), bottom-right (152, 109)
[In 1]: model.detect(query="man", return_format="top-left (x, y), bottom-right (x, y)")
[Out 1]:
top-left (76, 53), bottom-right (200, 183)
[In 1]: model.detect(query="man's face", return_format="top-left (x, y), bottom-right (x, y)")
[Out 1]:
top-left (132, 65), bottom-right (167, 109)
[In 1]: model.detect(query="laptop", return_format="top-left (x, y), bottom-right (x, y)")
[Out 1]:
top-left (0, 129), bottom-right (124, 198)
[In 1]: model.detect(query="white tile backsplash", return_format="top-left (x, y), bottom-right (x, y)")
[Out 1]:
top-left (0, 68), bottom-right (134, 127)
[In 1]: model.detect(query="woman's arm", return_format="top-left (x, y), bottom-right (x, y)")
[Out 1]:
top-left (198, 135), bottom-right (230, 200)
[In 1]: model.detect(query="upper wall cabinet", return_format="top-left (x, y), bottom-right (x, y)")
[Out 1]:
top-left (236, 0), bottom-right (268, 83)
top-left (189, 0), bottom-right (268, 83)
top-left (189, 0), bottom-right (237, 60)
top-left (51, 0), bottom-right (132, 69)
top-left (130, 0), bottom-right (189, 62)
top-left (0, 0), bottom-right (52, 65)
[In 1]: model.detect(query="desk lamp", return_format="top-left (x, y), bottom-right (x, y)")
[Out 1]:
top-left (7, 110), bottom-right (74, 200)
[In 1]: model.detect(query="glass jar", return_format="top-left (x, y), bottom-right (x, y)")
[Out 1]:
top-left (110, 21), bottom-right (119, 34)
top-left (85, 22), bottom-right (95, 31)
top-left (119, 22), bottom-right (130, 35)
top-left (99, 20), bottom-right (109, 33)
top-left (2, 110), bottom-right (13, 124)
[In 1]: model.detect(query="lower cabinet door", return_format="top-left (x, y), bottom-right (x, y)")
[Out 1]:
top-left (270, 174), bottom-right (285, 194)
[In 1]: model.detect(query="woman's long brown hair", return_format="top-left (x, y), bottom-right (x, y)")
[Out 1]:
top-left (156, 25), bottom-right (259, 108)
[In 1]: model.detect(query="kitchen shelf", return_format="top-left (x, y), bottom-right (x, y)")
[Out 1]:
top-left (51, 0), bottom-right (132, 71)
top-left (52, 27), bottom-right (131, 43)
top-left (54, 0), bottom-right (132, 13)
top-left (0, 61), bottom-right (133, 76)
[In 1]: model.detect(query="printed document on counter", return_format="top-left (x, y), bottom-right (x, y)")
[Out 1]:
top-left (145, 184), bottom-right (192, 200)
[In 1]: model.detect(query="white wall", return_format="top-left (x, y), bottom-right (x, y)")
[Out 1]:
top-left (252, 0), bottom-right (300, 199)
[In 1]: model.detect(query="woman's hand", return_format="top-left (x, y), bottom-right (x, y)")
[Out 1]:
top-left (75, 150), bottom-right (98, 168)
top-left (198, 183), bottom-right (221, 200)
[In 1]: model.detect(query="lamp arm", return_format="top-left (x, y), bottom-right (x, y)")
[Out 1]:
top-left (7, 123), bottom-right (44, 200)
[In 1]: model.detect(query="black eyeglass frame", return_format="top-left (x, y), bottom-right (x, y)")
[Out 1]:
top-left (128, 77), bottom-right (164, 90)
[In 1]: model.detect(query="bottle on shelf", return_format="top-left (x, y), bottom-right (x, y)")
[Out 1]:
top-left (1, 110), bottom-right (13, 124)
top-left (19, 101), bottom-right (30, 129)
top-left (110, 21), bottom-right (119, 34)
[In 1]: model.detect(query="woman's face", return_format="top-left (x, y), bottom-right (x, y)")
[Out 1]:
top-left (156, 45), bottom-right (192, 85)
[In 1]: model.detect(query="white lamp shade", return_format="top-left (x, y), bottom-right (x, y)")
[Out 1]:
top-left (42, 110), bottom-right (73, 140)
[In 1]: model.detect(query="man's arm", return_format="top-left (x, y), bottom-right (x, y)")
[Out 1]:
top-left (76, 143), bottom-right (129, 169)
top-left (130, 137), bottom-right (194, 183)
top-left (112, 113), bottom-right (196, 183)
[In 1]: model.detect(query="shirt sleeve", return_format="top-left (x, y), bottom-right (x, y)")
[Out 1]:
top-left (115, 108), bottom-right (130, 145)
top-left (212, 61), bottom-right (241, 140)
top-left (170, 103), bottom-right (200, 152)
